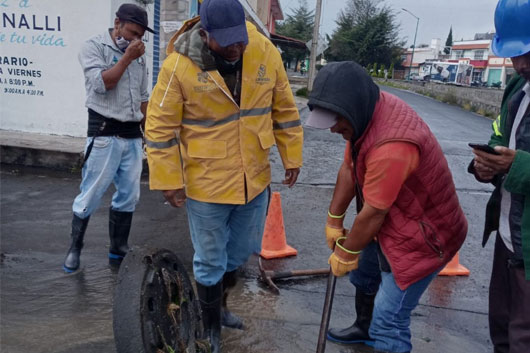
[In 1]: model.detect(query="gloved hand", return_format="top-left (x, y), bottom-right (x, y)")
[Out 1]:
top-left (328, 237), bottom-right (360, 276)
top-left (325, 224), bottom-right (348, 250)
top-left (328, 251), bottom-right (359, 277)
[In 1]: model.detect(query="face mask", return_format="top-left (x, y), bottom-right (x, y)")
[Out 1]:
top-left (115, 36), bottom-right (130, 52)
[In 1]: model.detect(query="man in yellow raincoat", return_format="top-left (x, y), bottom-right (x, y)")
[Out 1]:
top-left (145, 0), bottom-right (303, 351)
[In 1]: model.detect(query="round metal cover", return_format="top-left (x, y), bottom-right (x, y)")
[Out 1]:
top-left (113, 247), bottom-right (207, 353)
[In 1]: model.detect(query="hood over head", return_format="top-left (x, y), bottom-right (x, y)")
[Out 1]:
top-left (308, 61), bottom-right (380, 142)
top-left (172, 19), bottom-right (216, 71)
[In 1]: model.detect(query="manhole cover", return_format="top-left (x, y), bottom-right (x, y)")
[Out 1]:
top-left (113, 247), bottom-right (208, 353)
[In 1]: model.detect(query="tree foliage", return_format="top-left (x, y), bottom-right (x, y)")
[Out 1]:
top-left (444, 26), bottom-right (453, 54)
top-left (325, 0), bottom-right (404, 67)
top-left (275, 0), bottom-right (313, 66)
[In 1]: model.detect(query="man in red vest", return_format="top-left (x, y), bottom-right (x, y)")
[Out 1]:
top-left (305, 61), bottom-right (468, 353)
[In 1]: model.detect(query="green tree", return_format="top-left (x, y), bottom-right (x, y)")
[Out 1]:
top-left (275, 0), bottom-right (313, 68)
top-left (388, 62), bottom-right (394, 78)
top-left (444, 26), bottom-right (453, 54)
top-left (326, 0), bottom-right (404, 67)
top-left (371, 63), bottom-right (379, 77)
top-left (379, 64), bottom-right (386, 78)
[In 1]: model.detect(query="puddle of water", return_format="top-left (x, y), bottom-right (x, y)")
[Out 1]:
top-left (1, 250), bottom-right (491, 353)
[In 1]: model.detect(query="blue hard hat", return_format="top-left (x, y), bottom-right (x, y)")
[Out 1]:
top-left (492, 0), bottom-right (530, 57)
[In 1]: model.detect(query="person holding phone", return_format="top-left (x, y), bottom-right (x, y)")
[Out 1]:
top-left (468, 1), bottom-right (530, 351)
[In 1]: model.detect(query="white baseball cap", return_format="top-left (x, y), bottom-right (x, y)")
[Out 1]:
top-left (305, 107), bottom-right (338, 129)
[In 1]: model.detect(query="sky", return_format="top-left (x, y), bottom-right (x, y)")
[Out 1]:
top-left (279, 0), bottom-right (499, 46)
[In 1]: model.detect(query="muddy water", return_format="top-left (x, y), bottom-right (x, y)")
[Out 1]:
top-left (0, 249), bottom-right (370, 353)
top-left (1, 252), bottom-right (117, 353)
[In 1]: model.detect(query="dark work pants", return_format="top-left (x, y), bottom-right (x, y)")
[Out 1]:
top-left (489, 234), bottom-right (530, 353)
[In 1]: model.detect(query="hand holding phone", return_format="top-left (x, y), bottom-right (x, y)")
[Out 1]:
top-left (468, 143), bottom-right (500, 155)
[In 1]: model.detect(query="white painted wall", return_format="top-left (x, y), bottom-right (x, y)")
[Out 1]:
top-left (0, 0), bottom-right (155, 137)
top-left (408, 47), bottom-right (439, 64)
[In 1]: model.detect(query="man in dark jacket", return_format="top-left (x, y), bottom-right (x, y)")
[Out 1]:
top-left (469, 1), bottom-right (530, 351)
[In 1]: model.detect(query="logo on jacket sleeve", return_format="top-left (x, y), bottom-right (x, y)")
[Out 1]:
top-left (256, 64), bottom-right (270, 85)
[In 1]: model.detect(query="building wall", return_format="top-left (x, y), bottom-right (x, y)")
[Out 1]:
top-left (246, 0), bottom-right (268, 26)
top-left (159, 0), bottom-right (192, 62)
top-left (451, 48), bottom-right (489, 60)
top-left (379, 79), bottom-right (504, 117)
top-left (1, 0), bottom-right (156, 137)
top-left (0, 0), bottom-right (270, 138)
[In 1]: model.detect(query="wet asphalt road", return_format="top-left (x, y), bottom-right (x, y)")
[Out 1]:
top-left (1, 85), bottom-right (495, 353)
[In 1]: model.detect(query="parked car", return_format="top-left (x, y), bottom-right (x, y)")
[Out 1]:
top-left (471, 80), bottom-right (487, 87)
top-left (407, 73), bottom-right (422, 81)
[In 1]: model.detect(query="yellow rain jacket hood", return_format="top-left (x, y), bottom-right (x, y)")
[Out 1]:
top-left (145, 18), bottom-right (303, 204)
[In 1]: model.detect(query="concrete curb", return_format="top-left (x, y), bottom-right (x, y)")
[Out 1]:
top-left (0, 130), bottom-right (85, 171)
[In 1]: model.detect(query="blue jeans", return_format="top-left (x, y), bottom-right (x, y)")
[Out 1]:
top-left (72, 136), bottom-right (142, 218)
top-left (349, 241), bottom-right (382, 295)
top-left (186, 188), bottom-right (269, 286)
top-left (369, 270), bottom-right (440, 353)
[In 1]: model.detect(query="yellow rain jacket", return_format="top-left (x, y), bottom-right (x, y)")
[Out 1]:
top-left (145, 18), bottom-right (303, 204)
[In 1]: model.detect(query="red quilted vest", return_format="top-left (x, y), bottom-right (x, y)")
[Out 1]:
top-left (353, 92), bottom-right (468, 289)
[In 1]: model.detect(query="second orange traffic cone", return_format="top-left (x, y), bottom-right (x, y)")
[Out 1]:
top-left (260, 192), bottom-right (298, 259)
top-left (438, 252), bottom-right (470, 276)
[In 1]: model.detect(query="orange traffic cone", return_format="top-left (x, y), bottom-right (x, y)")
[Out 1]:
top-left (260, 192), bottom-right (298, 259)
top-left (438, 252), bottom-right (470, 276)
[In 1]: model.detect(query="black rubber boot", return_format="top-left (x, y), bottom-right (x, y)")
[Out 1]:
top-left (196, 281), bottom-right (222, 353)
top-left (327, 291), bottom-right (376, 345)
top-left (63, 214), bottom-right (90, 273)
top-left (108, 208), bottom-right (133, 266)
top-left (221, 270), bottom-right (244, 329)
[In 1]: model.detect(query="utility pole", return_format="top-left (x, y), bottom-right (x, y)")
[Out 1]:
top-left (402, 8), bottom-right (419, 80)
top-left (307, 0), bottom-right (323, 92)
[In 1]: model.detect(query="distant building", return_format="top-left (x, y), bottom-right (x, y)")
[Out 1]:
top-left (450, 36), bottom-right (514, 87)
top-left (247, 0), bottom-right (283, 34)
top-left (485, 56), bottom-right (515, 87)
top-left (399, 32), bottom-right (515, 88)
top-left (402, 38), bottom-right (442, 76)
top-left (474, 32), bottom-right (495, 40)
top-left (448, 39), bottom-right (490, 83)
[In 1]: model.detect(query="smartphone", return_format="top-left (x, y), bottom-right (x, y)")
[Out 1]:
top-left (468, 143), bottom-right (500, 155)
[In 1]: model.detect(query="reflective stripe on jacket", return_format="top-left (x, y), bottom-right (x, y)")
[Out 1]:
top-left (145, 21), bottom-right (303, 204)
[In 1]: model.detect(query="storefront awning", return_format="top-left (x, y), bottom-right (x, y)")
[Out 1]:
top-left (270, 33), bottom-right (307, 50)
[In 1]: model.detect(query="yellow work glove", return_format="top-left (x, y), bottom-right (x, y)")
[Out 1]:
top-left (328, 237), bottom-right (360, 276)
top-left (328, 252), bottom-right (359, 276)
top-left (325, 224), bottom-right (348, 250)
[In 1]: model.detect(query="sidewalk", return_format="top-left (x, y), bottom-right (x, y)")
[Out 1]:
top-left (0, 129), bottom-right (85, 171)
